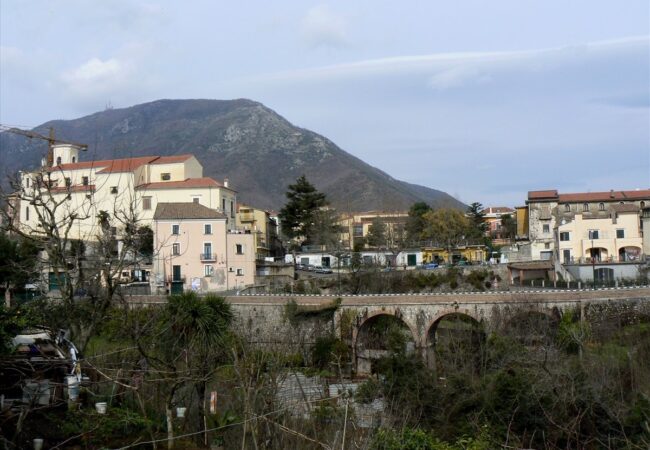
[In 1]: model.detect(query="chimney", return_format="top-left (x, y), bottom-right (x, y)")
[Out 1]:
top-left (610, 190), bottom-right (615, 199)
top-left (224, 178), bottom-right (229, 188)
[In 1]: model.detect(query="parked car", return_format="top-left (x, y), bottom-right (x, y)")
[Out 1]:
top-left (423, 263), bottom-right (439, 269)
top-left (316, 266), bottom-right (333, 274)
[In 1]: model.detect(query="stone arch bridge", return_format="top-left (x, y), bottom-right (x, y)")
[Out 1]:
top-left (222, 287), bottom-right (650, 374)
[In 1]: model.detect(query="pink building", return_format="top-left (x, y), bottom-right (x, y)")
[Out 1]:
top-left (153, 203), bottom-right (255, 294)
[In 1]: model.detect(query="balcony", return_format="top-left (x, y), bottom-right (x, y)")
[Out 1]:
top-left (200, 253), bottom-right (217, 262)
top-left (166, 275), bottom-right (186, 283)
top-left (239, 212), bottom-right (255, 222)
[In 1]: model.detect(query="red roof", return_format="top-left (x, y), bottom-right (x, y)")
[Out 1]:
top-left (149, 154), bottom-right (193, 165)
top-left (96, 157), bottom-right (160, 174)
top-left (482, 206), bottom-right (514, 214)
top-left (528, 189), bottom-right (650, 203)
top-left (528, 190), bottom-right (558, 200)
top-left (53, 156), bottom-right (158, 173)
top-left (136, 177), bottom-right (233, 190)
top-left (49, 185), bottom-right (96, 194)
top-left (52, 154), bottom-right (193, 174)
top-left (558, 190), bottom-right (650, 202)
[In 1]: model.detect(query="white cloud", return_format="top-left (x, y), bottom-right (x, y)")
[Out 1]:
top-left (257, 35), bottom-right (649, 88)
top-left (300, 5), bottom-right (349, 49)
top-left (62, 57), bottom-right (126, 85)
top-left (57, 56), bottom-right (156, 110)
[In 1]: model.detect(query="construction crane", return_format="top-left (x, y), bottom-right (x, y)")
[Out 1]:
top-left (0, 124), bottom-right (88, 167)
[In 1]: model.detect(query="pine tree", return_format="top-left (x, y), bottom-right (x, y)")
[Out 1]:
top-left (278, 175), bottom-right (328, 243)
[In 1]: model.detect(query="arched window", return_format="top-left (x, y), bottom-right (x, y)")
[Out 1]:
top-left (56, 156), bottom-right (62, 165)
top-left (641, 201), bottom-right (646, 209)
top-left (72, 156), bottom-right (76, 163)
top-left (564, 204), bottom-right (570, 212)
top-left (582, 203), bottom-right (589, 212)
top-left (598, 203), bottom-right (605, 211)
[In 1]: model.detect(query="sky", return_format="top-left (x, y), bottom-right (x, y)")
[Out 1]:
top-left (1, 0), bottom-right (649, 207)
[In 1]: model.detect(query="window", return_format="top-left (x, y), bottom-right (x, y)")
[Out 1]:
top-left (193, 197), bottom-right (199, 204)
top-left (564, 204), bottom-right (571, 212)
top-left (142, 197), bottom-right (152, 210)
top-left (599, 203), bottom-right (605, 211)
top-left (236, 244), bottom-right (243, 255)
top-left (582, 203), bottom-right (589, 212)
top-left (559, 231), bottom-right (570, 241)
top-left (25, 207), bottom-right (29, 221)
top-left (109, 227), bottom-right (117, 236)
top-left (588, 230), bottom-right (599, 240)
top-left (544, 243), bottom-right (550, 249)
top-left (110, 186), bottom-right (118, 194)
top-left (161, 173), bottom-right (171, 181)
top-left (222, 198), bottom-right (226, 212)
top-left (82, 176), bottom-right (89, 186)
top-left (172, 224), bottom-right (180, 235)
top-left (230, 201), bottom-right (234, 217)
top-left (353, 224), bottom-right (363, 237)
top-left (172, 243), bottom-right (180, 256)
top-left (236, 268), bottom-right (243, 276)
top-left (542, 224), bottom-right (550, 233)
top-left (641, 201), bottom-right (646, 209)
top-left (65, 177), bottom-right (71, 187)
top-left (203, 243), bottom-right (212, 258)
top-left (26, 178), bottom-right (30, 188)
top-left (56, 156), bottom-right (62, 165)
top-left (204, 224), bottom-right (212, 235)
top-left (72, 156), bottom-right (76, 163)
top-left (204, 265), bottom-right (214, 276)
top-left (616, 229), bottom-right (625, 239)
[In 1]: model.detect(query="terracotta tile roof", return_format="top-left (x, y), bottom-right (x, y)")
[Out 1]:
top-left (149, 154), bottom-right (193, 165)
top-left (51, 154), bottom-right (193, 173)
top-left (136, 177), bottom-right (232, 190)
top-left (508, 261), bottom-right (553, 270)
top-left (558, 190), bottom-right (650, 202)
top-left (612, 204), bottom-right (641, 213)
top-left (528, 190), bottom-right (559, 200)
top-left (49, 185), bottom-right (96, 194)
top-left (153, 202), bottom-right (226, 220)
top-left (96, 156), bottom-right (161, 174)
top-left (482, 206), bottom-right (515, 214)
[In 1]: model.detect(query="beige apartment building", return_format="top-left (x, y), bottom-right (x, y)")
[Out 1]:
top-left (556, 205), bottom-right (643, 264)
top-left (518, 189), bottom-right (650, 261)
top-left (14, 144), bottom-right (237, 241)
top-left (152, 203), bottom-right (255, 294)
top-left (235, 204), bottom-right (280, 258)
top-left (338, 211), bottom-right (408, 250)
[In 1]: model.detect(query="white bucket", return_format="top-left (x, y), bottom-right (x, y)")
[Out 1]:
top-left (33, 438), bottom-right (44, 450)
top-left (95, 402), bottom-right (108, 414)
top-left (66, 376), bottom-right (79, 401)
top-left (176, 407), bottom-right (187, 418)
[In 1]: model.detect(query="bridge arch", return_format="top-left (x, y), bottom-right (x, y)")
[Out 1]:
top-left (424, 310), bottom-right (485, 375)
top-left (503, 308), bottom-right (560, 346)
top-left (353, 310), bottom-right (418, 375)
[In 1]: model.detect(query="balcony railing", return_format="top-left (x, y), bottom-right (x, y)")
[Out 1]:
top-left (166, 276), bottom-right (186, 283)
top-left (563, 254), bottom-right (646, 265)
top-left (200, 253), bottom-right (216, 262)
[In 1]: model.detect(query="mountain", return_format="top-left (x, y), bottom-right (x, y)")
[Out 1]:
top-left (0, 99), bottom-right (464, 211)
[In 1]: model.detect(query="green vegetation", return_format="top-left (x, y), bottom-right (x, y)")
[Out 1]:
top-left (4, 290), bottom-right (649, 449)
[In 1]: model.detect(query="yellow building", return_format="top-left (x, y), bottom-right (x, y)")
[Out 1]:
top-left (236, 204), bottom-right (279, 258)
top-left (338, 211), bottom-right (408, 250)
top-left (422, 243), bottom-right (487, 265)
top-left (556, 206), bottom-right (643, 264)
